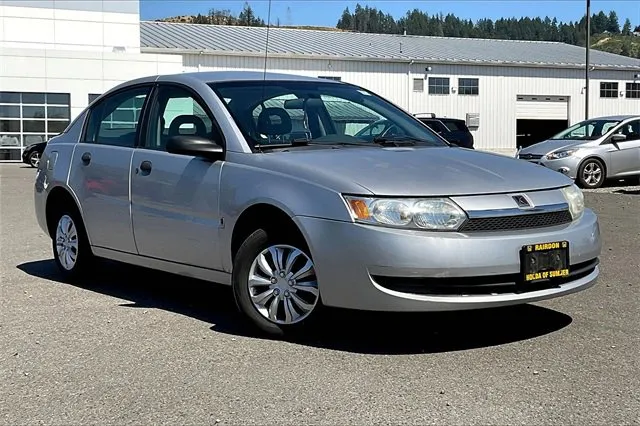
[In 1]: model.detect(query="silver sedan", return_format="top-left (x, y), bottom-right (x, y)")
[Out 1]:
top-left (34, 71), bottom-right (601, 337)
top-left (516, 115), bottom-right (640, 189)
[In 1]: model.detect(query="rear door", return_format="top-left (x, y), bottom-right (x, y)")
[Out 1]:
top-left (68, 84), bottom-right (152, 253)
top-left (129, 82), bottom-right (226, 270)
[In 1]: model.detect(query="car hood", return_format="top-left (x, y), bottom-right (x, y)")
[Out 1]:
top-left (519, 139), bottom-right (592, 156)
top-left (237, 146), bottom-right (572, 196)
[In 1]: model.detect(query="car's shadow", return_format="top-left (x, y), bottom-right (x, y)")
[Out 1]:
top-left (17, 259), bottom-right (573, 355)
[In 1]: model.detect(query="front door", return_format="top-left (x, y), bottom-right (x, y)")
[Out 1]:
top-left (130, 83), bottom-right (225, 270)
top-left (68, 85), bottom-right (152, 253)
top-left (608, 119), bottom-right (640, 175)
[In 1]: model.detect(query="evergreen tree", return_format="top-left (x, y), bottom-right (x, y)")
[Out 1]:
top-left (622, 18), bottom-right (632, 36)
top-left (607, 11), bottom-right (620, 33)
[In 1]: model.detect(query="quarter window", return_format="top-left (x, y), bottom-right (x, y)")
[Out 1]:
top-left (145, 85), bottom-right (218, 151)
top-left (600, 82), bottom-right (619, 98)
top-left (428, 77), bottom-right (450, 95)
top-left (83, 86), bottom-right (150, 147)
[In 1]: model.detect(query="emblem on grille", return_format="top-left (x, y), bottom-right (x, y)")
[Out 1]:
top-left (512, 194), bottom-right (532, 208)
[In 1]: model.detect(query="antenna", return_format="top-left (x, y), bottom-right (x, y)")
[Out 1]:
top-left (262, 0), bottom-right (272, 82)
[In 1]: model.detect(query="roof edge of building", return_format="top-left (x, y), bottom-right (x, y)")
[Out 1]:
top-left (140, 46), bottom-right (640, 71)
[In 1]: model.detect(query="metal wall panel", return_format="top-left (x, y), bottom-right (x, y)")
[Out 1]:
top-left (184, 53), bottom-right (640, 154)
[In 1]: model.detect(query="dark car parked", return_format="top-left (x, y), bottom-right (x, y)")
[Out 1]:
top-left (414, 113), bottom-right (474, 149)
top-left (22, 141), bottom-right (47, 168)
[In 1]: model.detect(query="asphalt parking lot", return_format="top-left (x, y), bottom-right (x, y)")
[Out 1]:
top-left (1, 163), bottom-right (639, 425)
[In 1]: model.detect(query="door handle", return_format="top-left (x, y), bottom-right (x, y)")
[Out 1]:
top-left (139, 160), bottom-right (152, 174)
top-left (81, 152), bottom-right (91, 165)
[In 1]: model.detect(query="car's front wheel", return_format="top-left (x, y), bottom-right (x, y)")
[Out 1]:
top-left (232, 228), bottom-right (321, 337)
top-left (577, 158), bottom-right (606, 189)
top-left (51, 205), bottom-right (93, 281)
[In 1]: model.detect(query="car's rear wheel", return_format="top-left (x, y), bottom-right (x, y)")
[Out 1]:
top-left (51, 205), bottom-right (93, 280)
top-left (28, 151), bottom-right (40, 168)
top-left (232, 228), bottom-right (321, 337)
top-left (577, 158), bottom-right (605, 189)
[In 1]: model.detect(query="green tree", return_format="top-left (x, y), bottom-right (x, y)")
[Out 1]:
top-left (336, 7), bottom-right (353, 30)
top-left (622, 18), bottom-right (632, 35)
top-left (620, 39), bottom-right (632, 56)
top-left (607, 11), bottom-right (620, 33)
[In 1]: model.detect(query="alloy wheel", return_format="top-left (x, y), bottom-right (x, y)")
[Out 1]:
top-left (247, 244), bottom-right (319, 325)
top-left (582, 161), bottom-right (602, 187)
top-left (55, 214), bottom-right (79, 270)
top-left (29, 152), bottom-right (40, 168)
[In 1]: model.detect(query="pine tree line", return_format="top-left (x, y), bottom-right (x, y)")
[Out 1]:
top-left (177, 2), bottom-right (640, 59)
top-left (337, 4), bottom-right (635, 45)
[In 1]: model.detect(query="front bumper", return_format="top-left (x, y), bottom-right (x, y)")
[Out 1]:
top-left (295, 209), bottom-right (601, 312)
top-left (519, 155), bottom-right (581, 180)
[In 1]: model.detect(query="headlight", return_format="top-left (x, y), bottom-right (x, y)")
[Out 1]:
top-left (343, 196), bottom-right (468, 231)
top-left (546, 149), bottom-right (577, 160)
top-left (560, 184), bottom-right (585, 220)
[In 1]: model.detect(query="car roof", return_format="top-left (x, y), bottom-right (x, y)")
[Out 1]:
top-left (102, 71), bottom-right (345, 99)
top-left (591, 115), bottom-right (640, 121)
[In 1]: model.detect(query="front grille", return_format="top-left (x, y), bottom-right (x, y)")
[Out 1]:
top-left (459, 209), bottom-right (573, 232)
top-left (518, 153), bottom-right (543, 160)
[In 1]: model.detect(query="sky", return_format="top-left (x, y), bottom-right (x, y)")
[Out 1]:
top-left (140, 0), bottom-right (640, 27)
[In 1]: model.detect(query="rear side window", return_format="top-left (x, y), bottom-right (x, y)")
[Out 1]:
top-left (82, 86), bottom-right (151, 148)
top-left (441, 120), bottom-right (468, 132)
top-left (420, 119), bottom-right (448, 133)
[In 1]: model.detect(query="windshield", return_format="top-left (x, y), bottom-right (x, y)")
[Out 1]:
top-left (550, 119), bottom-right (621, 141)
top-left (208, 80), bottom-right (448, 150)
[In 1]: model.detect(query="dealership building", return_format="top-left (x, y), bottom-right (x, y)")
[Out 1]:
top-left (2, 0), bottom-right (640, 160)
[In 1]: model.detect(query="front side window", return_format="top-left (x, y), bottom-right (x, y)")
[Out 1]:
top-left (550, 119), bottom-right (621, 141)
top-left (144, 85), bottom-right (218, 151)
top-left (83, 86), bottom-right (150, 147)
top-left (208, 80), bottom-right (446, 150)
top-left (613, 120), bottom-right (640, 141)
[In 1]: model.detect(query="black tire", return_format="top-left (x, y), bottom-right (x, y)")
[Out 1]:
top-left (50, 202), bottom-right (94, 281)
top-left (577, 158), bottom-right (606, 189)
top-left (231, 228), bottom-right (322, 338)
top-left (28, 151), bottom-right (40, 168)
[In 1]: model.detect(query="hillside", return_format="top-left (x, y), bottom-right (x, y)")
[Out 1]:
top-left (592, 34), bottom-right (640, 58)
top-left (154, 3), bottom-right (640, 59)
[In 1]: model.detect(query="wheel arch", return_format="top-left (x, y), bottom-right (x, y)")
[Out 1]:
top-left (578, 155), bottom-right (608, 177)
top-left (230, 202), bottom-right (309, 264)
top-left (45, 186), bottom-right (85, 239)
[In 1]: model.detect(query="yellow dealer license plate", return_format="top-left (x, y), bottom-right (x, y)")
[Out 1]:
top-left (520, 241), bottom-right (570, 283)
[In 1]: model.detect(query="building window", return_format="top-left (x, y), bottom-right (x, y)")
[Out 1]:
top-left (428, 77), bottom-right (450, 95)
top-left (600, 82), bottom-right (619, 98)
top-left (458, 78), bottom-right (479, 95)
top-left (413, 78), bottom-right (424, 92)
top-left (626, 83), bottom-right (640, 99)
top-left (88, 93), bottom-right (102, 103)
top-left (318, 76), bottom-right (341, 81)
top-left (0, 91), bottom-right (71, 160)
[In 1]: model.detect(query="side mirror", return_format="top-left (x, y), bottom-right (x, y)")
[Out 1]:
top-left (610, 134), bottom-right (627, 143)
top-left (166, 135), bottom-right (223, 161)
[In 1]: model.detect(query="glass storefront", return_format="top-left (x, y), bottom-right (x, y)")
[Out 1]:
top-left (0, 91), bottom-right (71, 161)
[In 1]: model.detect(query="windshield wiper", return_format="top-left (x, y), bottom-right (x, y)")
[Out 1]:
top-left (372, 135), bottom-right (440, 147)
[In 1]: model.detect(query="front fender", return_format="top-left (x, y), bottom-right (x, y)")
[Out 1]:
top-left (218, 161), bottom-right (361, 271)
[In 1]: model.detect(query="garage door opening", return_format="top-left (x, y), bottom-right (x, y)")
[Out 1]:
top-left (516, 95), bottom-right (569, 149)
top-left (516, 119), bottom-right (568, 148)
